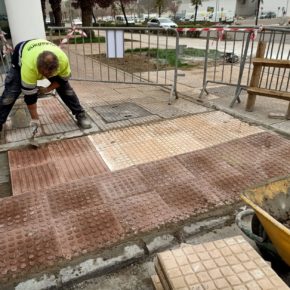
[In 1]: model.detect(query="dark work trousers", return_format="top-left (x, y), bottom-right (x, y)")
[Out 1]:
top-left (0, 66), bottom-right (84, 126)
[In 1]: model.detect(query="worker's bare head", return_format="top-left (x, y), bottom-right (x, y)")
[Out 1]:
top-left (37, 51), bottom-right (59, 78)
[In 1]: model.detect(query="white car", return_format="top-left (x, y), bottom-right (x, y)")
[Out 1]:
top-left (147, 18), bottom-right (178, 28)
top-left (72, 18), bottom-right (82, 26)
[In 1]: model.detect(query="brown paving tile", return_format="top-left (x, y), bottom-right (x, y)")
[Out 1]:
top-left (97, 167), bottom-right (151, 200)
top-left (156, 179), bottom-right (216, 218)
top-left (48, 137), bottom-right (97, 158)
top-left (137, 157), bottom-right (197, 186)
top-left (0, 191), bottom-right (50, 232)
top-left (0, 225), bottom-right (63, 284)
top-left (55, 152), bottom-right (109, 182)
top-left (8, 145), bottom-right (51, 170)
top-left (10, 162), bottom-right (64, 195)
top-left (9, 137), bottom-right (109, 195)
top-left (4, 97), bottom-right (78, 143)
top-left (54, 205), bottom-right (125, 259)
top-left (112, 191), bottom-right (181, 234)
top-left (45, 177), bottom-right (105, 217)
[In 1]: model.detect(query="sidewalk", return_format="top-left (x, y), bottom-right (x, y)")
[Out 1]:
top-left (1, 69), bottom-right (290, 289)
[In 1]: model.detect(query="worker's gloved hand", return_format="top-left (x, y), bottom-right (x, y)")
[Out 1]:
top-left (37, 86), bottom-right (48, 95)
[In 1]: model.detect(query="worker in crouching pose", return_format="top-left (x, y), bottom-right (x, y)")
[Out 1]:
top-left (0, 38), bottom-right (91, 131)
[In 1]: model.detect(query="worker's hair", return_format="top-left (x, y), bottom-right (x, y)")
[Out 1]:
top-left (36, 51), bottom-right (59, 74)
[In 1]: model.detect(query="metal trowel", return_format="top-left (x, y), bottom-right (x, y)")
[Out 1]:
top-left (29, 124), bottom-right (40, 148)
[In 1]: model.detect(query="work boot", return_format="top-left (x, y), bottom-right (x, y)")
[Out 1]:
top-left (76, 112), bottom-right (92, 129)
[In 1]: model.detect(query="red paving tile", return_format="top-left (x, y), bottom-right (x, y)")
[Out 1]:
top-left (137, 157), bottom-right (197, 186)
top-left (54, 205), bottom-right (125, 259)
top-left (0, 192), bottom-right (50, 232)
top-left (96, 167), bottom-right (151, 200)
top-left (46, 177), bottom-right (105, 217)
top-left (4, 97), bottom-right (79, 143)
top-left (0, 225), bottom-right (63, 283)
top-left (112, 191), bottom-right (180, 234)
top-left (3, 131), bottom-right (290, 284)
top-left (8, 137), bottom-right (109, 195)
top-left (10, 162), bottom-right (63, 195)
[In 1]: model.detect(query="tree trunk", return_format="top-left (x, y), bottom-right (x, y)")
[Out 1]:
top-left (49, 0), bottom-right (62, 26)
top-left (120, 0), bottom-right (129, 26)
top-left (80, 2), bottom-right (94, 37)
top-left (194, 5), bottom-right (198, 23)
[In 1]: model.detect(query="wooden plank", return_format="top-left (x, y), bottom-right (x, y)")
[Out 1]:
top-left (253, 58), bottom-right (290, 68)
top-left (246, 41), bottom-right (267, 111)
top-left (247, 87), bottom-right (290, 101)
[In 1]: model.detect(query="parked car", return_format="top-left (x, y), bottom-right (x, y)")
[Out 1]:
top-left (115, 15), bottom-right (135, 25)
top-left (72, 18), bottom-right (82, 26)
top-left (260, 12), bottom-right (276, 19)
top-left (147, 17), bottom-right (178, 28)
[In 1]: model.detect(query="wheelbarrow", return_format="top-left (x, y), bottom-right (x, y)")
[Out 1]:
top-left (236, 175), bottom-right (290, 266)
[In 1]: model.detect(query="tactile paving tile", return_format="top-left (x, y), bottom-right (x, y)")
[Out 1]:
top-left (4, 97), bottom-right (79, 143)
top-left (90, 112), bottom-right (263, 171)
top-left (112, 191), bottom-right (181, 234)
top-left (156, 179), bottom-right (217, 218)
top-left (9, 137), bottom-right (109, 195)
top-left (137, 157), bottom-right (197, 187)
top-left (45, 177), bottom-right (106, 217)
top-left (96, 167), bottom-right (151, 200)
top-left (155, 236), bottom-right (289, 290)
top-left (0, 191), bottom-right (50, 232)
top-left (54, 205), bottom-right (125, 259)
top-left (0, 224), bottom-right (63, 284)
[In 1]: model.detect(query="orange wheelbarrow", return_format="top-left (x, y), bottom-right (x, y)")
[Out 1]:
top-left (236, 176), bottom-right (290, 266)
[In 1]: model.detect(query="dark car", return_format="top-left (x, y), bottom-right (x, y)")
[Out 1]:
top-left (260, 12), bottom-right (276, 19)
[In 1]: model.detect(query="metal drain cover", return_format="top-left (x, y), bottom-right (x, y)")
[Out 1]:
top-left (93, 102), bottom-right (152, 123)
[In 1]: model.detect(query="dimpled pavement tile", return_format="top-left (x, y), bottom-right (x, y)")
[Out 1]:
top-left (45, 177), bottom-right (106, 217)
top-left (89, 112), bottom-right (262, 171)
top-left (0, 225), bottom-right (63, 284)
top-left (96, 167), bottom-right (151, 200)
top-left (137, 157), bottom-right (197, 187)
top-left (9, 137), bottom-right (109, 195)
top-left (4, 97), bottom-right (78, 143)
top-left (111, 191), bottom-right (180, 234)
top-left (155, 236), bottom-right (289, 290)
top-left (0, 191), bottom-right (50, 233)
top-left (54, 205), bottom-right (125, 259)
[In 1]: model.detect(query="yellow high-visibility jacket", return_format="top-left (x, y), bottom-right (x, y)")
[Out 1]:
top-left (20, 39), bottom-right (71, 95)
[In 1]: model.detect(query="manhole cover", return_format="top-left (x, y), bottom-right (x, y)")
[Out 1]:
top-left (93, 102), bottom-right (152, 123)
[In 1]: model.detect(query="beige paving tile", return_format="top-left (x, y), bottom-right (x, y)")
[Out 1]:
top-left (89, 113), bottom-right (262, 171)
top-left (155, 236), bottom-right (289, 290)
top-left (151, 274), bottom-right (164, 290)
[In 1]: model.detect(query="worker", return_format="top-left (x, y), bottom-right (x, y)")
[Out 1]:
top-left (0, 38), bottom-right (91, 132)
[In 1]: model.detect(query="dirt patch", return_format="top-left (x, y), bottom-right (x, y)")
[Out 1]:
top-left (91, 53), bottom-right (170, 74)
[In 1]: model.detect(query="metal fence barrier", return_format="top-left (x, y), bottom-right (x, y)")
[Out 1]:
top-left (199, 27), bottom-right (258, 104)
top-left (199, 26), bottom-right (290, 108)
top-left (48, 26), bottom-right (180, 104)
top-left (0, 30), bottom-right (12, 90)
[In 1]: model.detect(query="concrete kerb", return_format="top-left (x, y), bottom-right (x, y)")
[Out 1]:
top-left (12, 204), bottom-right (242, 290)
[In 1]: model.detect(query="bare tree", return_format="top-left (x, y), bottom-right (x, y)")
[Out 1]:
top-left (169, 1), bottom-right (181, 19)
